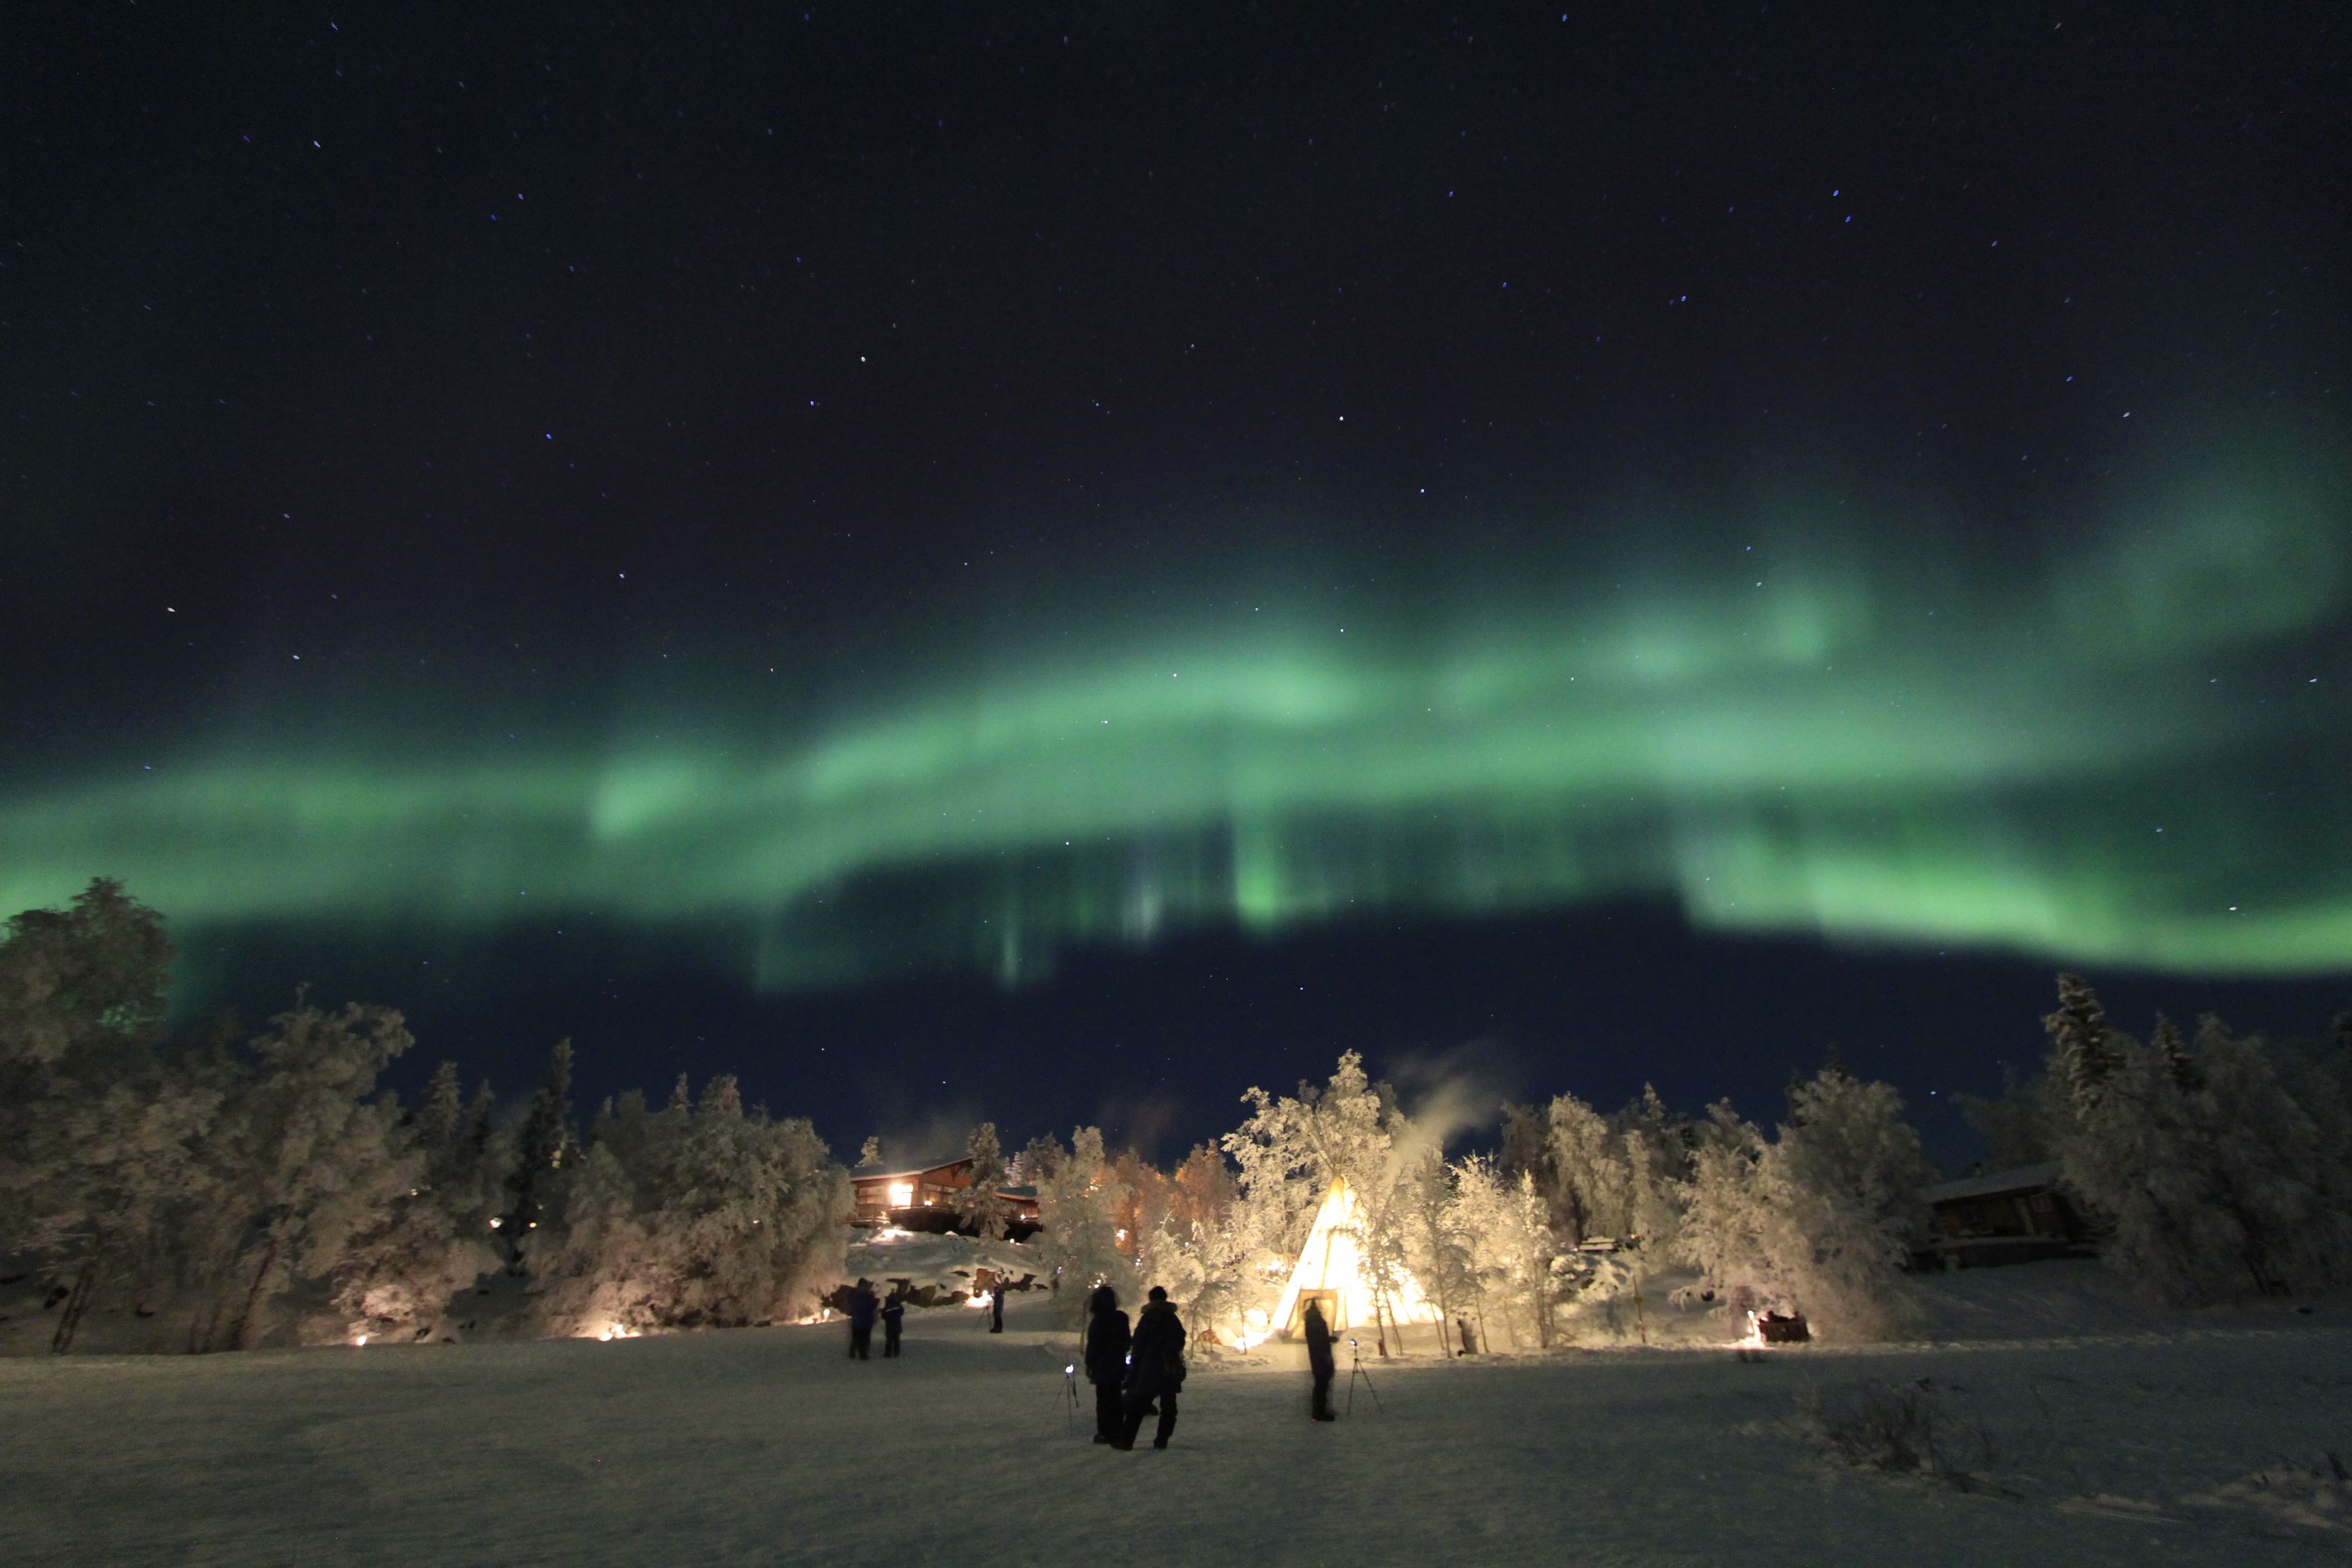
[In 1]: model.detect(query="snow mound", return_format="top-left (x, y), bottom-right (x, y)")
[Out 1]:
top-left (2184, 1459), bottom-right (2352, 1534)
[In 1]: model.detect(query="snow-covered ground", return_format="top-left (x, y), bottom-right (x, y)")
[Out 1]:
top-left (2, 1264), bottom-right (2347, 1566)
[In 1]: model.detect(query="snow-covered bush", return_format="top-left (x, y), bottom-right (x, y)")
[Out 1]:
top-left (530, 1075), bottom-right (849, 1336)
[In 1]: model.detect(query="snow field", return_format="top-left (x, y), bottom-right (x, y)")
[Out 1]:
top-left (3, 1284), bottom-right (2349, 1567)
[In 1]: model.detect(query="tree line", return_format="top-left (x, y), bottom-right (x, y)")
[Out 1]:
top-left (955, 997), bottom-right (2352, 1348)
top-left (7, 879), bottom-right (2348, 1355)
top-left (1, 881), bottom-right (849, 1352)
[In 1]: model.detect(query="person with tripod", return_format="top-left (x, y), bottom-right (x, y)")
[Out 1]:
top-left (1081, 1284), bottom-right (1130, 1443)
top-left (1302, 1298), bottom-right (1337, 1422)
top-left (1112, 1285), bottom-right (1186, 1450)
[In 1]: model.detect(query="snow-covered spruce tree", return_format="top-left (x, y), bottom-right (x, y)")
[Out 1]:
top-left (178, 1003), bottom-right (428, 1350)
top-left (1618, 1085), bottom-right (1693, 1251)
top-left (530, 1075), bottom-right (849, 1335)
top-left (2043, 975), bottom-right (2352, 1302)
top-left (1034, 1127), bottom-right (1137, 1322)
top-left (331, 1062), bottom-right (505, 1343)
top-left (1441, 1156), bottom-right (1562, 1350)
top-left (953, 1121), bottom-right (1010, 1240)
top-left (500, 1039), bottom-right (576, 1271)
top-left (0, 879), bottom-right (216, 1351)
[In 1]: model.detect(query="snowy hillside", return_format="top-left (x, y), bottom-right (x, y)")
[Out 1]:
top-left (3, 1271), bottom-right (2347, 1566)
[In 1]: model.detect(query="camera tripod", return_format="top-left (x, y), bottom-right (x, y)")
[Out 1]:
top-left (1345, 1338), bottom-right (1384, 1416)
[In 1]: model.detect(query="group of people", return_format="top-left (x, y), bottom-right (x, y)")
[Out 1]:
top-left (850, 1273), bottom-right (1345, 1441)
top-left (842, 1278), bottom-right (906, 1359)
top-left (1080, 1284), bottom-right (1190, 1450)
top-left (843, 1275), bottom-right (1010, 1359)
top-left (1078, 1286), bottom-right (1342, 1445)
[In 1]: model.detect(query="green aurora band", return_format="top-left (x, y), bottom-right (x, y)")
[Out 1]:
top-left (7, 468), bottom-right (2350, 987)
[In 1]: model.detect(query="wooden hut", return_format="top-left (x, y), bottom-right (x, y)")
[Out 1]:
top-left (1925, 1162), bottom-right (2089, 1269)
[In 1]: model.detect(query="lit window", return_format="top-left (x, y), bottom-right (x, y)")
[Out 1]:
top-left (888, 1181), bottom-right (915, 1207)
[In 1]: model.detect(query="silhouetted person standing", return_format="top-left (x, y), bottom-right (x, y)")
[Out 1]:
top-left (1082, 1284), bottom-right (1132, 1443)
top-left (1303, 1298), bottom-right (1337, 1422)
top-left (881, 1287), bottom-right (906, 1358)
top-left (990, 1281), bottom-right (1006, 1333)
top-left (847, 1278), bottom-right (878, 1360)
top-left (1114, 1286), bottom-right (1186, 1450)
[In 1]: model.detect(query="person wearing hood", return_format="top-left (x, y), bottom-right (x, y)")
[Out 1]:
top-left (846, 1278), bottom-right (879, 1360)
top-left (880, 1286), bottom-right (906, 1358)
top-left (1080, 1284), bottom-right (1131, 1443)
top-left (1113, 1286), bottom-right (1186, 1450)
top-left (1302, 1298), bottom-right (1337, 1422)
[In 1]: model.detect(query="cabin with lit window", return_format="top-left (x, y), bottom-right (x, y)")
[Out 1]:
top-left (849, 1158), bottom-right (1041, 1238)
top-left (1924, 1162), bottom-right (2089, 1269)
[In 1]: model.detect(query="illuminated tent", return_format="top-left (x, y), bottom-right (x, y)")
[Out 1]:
top-left (1269, 1178), bottom-right (1445, 1343)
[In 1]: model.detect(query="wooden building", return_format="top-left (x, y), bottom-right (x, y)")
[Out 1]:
top-left (849, 1158), bottom-right (1041, 1237)
top-left (1925, 1162), bottom-right (2089, 1269)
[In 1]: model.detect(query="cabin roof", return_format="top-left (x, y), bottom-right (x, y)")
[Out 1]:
top-left (851, 1160), bottom-right (971, 1183)
top-left (1930, 1162), bottom-right (2062, 1205)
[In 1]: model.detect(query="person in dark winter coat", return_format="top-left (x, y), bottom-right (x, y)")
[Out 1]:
top-left (1114, 1286), bottom-right (1186, 1450)
top-left (1302, 1298), bottom-right (1337, 1422)
top-left (1081, 1284), bottom-right (1132, 1443)
top-left (990, 1281), bottom-right (1006, 1333)
top-left (880, 1287), bottom-right (906, 1358)
top-left (846, 1279), bottom-right (879, 1360)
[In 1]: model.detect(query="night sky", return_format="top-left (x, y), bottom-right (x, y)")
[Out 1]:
top-left (7, 6), bottom-right (2349, 1166)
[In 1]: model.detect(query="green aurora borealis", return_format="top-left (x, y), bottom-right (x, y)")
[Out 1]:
top-left (10, 457), bottom-right (2349, 989)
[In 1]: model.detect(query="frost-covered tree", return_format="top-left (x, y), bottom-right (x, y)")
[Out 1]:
top-left (333, 1062), bottom-right (504, 1343)
top-left (1673, 1070), bottom-right (1935, 1341)
top-left (1218, 1053), bottom-right (1416, 1341)
top-left (1034, 1127), bottom-right (1136, 1321)
top-left (0, 879), bottom-right (209, 1350)
top-left (953, 1121), bottom-right (1009, 1240)
top-left (856, 1135), bottom-right (883, 1170)
top-left (1769, 1067), bottom-right (1938, 1339)
top-left (1398, 1144), bottom-right (1472, 1350)
top-left (531, 1075), bottom-right (849, 1335)
top-left (1546, 1092), bottom-right (1633, 1246)
top-left (179, 1003), bottom-right (427, 1350)
top-left (2042, 977), bottom-right (2352, 1302)
top-left (1014, 1132), bottom-right (1065, 1186)
top-left (1443, 1156), bottom-right (1561, 1350)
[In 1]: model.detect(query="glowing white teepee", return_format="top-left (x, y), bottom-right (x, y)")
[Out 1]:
top-left (1269, 1177), bottom-right (1443, 1341)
